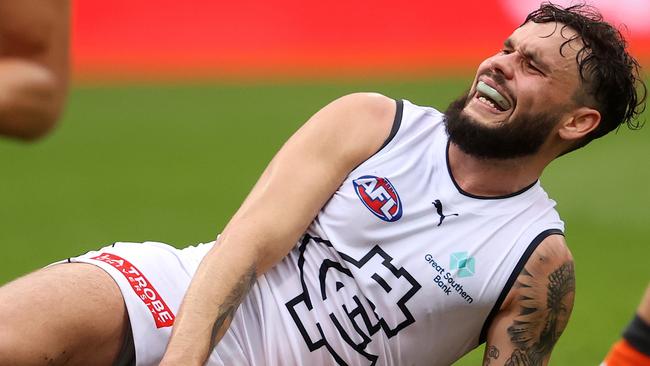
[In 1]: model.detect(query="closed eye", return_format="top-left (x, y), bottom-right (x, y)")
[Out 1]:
top-left (526, 61), bottom-right (545, 75)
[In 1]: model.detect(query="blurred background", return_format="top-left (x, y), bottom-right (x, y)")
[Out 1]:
top-left (1, 0), bottom-right (649, 364)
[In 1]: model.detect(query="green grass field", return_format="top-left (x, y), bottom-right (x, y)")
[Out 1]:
top-left (1, 78), bottom-right (648, 364)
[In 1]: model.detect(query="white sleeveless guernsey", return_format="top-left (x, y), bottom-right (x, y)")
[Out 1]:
top-left (209, 99), bottom-right (565, 366)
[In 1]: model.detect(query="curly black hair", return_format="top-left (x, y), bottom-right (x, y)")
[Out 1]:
top-left (524, 2), bottom-right (646, 149)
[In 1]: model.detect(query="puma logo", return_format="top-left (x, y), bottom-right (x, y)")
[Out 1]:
top-left (432, 199), bottom-right (459, 227)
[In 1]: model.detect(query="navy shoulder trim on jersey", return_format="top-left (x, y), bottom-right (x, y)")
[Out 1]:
top-left (376, 99), bottom-right (403, 152)
top-left (349, 99), bottom-right (403, 172)
top-left (478, 228), bottom-right (565, 344)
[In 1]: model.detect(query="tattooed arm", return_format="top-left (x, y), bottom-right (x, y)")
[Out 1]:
top-left (482, 235), bottom-right (576, 366)
top-left (159, 93), bottom-right (397, 365)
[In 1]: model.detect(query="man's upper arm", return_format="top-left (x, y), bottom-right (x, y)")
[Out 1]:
top-left (223, 92), bottom-right (397, 273)
top-left (483, 234), bottom-right (576, 366)
top-left (159, 93), bottom-right (398, 365)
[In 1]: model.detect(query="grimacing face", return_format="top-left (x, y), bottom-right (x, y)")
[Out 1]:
top-left (466, 21), bottom-right (582, 127)
top-left (444, 22), bottom-right (585, 159)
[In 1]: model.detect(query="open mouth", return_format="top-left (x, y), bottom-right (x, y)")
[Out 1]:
top-left (474, 81), bottom-right (512, 113)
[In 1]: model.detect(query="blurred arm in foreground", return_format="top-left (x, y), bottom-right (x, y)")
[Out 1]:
top-left (602, 284), bottom-right (650, 366)
top-left (0, 0), bottom-right (69, 141)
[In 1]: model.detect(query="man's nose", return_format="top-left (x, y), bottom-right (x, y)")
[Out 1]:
top-left (487, 53), bottom-right (515, 80)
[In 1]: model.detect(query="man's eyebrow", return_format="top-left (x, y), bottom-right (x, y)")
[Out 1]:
top-left (524, 48), bottom-right (551, 73)
top-left (503, 38), bottom-right (551, 73)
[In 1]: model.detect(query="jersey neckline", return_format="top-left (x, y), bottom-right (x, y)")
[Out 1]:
top-left (444, 140), bottom-right (539, 200)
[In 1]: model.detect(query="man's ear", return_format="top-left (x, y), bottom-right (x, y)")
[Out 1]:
top-left (558, 107), bottom-right (601, 141)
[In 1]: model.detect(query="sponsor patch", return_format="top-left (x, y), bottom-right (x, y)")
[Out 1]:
top-left (91, 253), bottom-right (175, 328)
top-left (450, 252), bottom-right (475, 278)
top-left (353, 175), bottom-right (402, 222)
top-left (424, 253), bottom-right (475, 304)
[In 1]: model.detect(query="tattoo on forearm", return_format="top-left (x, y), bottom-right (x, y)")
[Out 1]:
top-left (504, 261), bottom-right (575, 366)
top-left (209, 264), bottom-right (257, 350)
top-left (483, 345), bottom-right (500, 365)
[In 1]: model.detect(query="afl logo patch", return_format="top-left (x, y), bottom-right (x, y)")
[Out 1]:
top-left (353, 175), bottom-right (403, 222)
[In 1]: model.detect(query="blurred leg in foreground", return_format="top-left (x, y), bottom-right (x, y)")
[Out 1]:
top-left (602, 285), bottom-right (650, 366)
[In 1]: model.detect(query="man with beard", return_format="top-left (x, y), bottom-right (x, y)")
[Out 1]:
top-left (0, 3), bottom-right (645, 366)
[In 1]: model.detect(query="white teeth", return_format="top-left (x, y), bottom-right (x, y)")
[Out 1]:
top-left (478, 96), bottom-right (496, 109)
top-left (476, 81), bottom-right (511, 110)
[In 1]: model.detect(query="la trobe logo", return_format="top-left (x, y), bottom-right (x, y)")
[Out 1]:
top-left (353, 175), bottom-right (403, 222)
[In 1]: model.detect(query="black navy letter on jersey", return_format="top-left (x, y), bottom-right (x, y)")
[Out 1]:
top-left (285, 234), bottom-right (421, 365)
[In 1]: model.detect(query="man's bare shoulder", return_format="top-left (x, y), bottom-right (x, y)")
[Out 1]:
top-left (502, 234), bottom-right (574, 310)
top-left (524, 234), bottom-right (573, 279)
top-left (485, 234), bottom-right (575, 365)
top-left (305, 93), bottom-right (397, 161)
top-left (318, 92), bottom-right (396, 127)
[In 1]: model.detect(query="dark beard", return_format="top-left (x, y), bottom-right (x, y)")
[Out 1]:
top-left (444, 92), bottom-right (559, 159)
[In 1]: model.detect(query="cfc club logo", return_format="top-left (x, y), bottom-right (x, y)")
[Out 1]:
top-left (286, 234), bottom-right (421, 365)
top-left (353, 175), bottom-right (402, 222)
